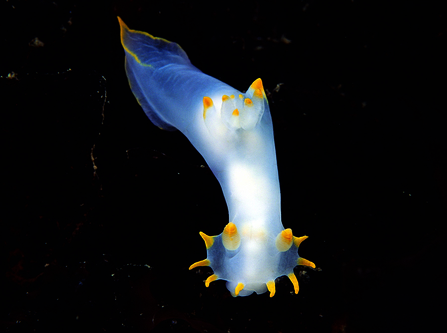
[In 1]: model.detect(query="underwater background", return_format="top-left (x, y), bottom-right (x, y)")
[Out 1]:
top-left (2, 1), bottom-right (446, 332)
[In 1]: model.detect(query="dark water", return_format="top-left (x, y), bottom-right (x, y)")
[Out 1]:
top-left (2, 1), bottom-right (446, 332)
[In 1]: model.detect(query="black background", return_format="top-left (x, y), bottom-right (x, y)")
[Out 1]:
top-left (1, 1), bottom-right (446, 332)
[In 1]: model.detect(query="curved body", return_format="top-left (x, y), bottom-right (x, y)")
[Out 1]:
top-left (119, 17), bottom-right (315, 297)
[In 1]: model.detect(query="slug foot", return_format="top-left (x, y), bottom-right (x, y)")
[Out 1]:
top-left (189, 223), bottom-right (315, 297)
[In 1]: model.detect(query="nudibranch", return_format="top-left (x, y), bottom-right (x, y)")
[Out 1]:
top-left (118, 17), bottom-right (315, 297)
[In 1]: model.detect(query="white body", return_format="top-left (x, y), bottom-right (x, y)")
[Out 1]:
top-left (119, 17), bottom-right (314, 297)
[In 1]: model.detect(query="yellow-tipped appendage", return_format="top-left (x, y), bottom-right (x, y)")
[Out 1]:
top-left (298, 257), bottom-right (316, 268)
top-left (266, 280), bottom-right (276, 297)
top-left (199, 231), bottom-right (214, 249)
top-left (275, 228), bottom-right (294, 252)
top-left (202, 96), bottom-right (214, 120)
top-left (293, 235), bottom-right (309, 248)
top-left (288, 273), bottom-right (299, 294)
top-left (222, 222), bottom-right (241, 251)
top-left (234, 283), bottom-right (245, 296)
top-left (188, 258), bottom-right (210, 270)
top-left (205, 274), bottom-right (218, 287)
top-left (248, 78), bottom-right (267, 101)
